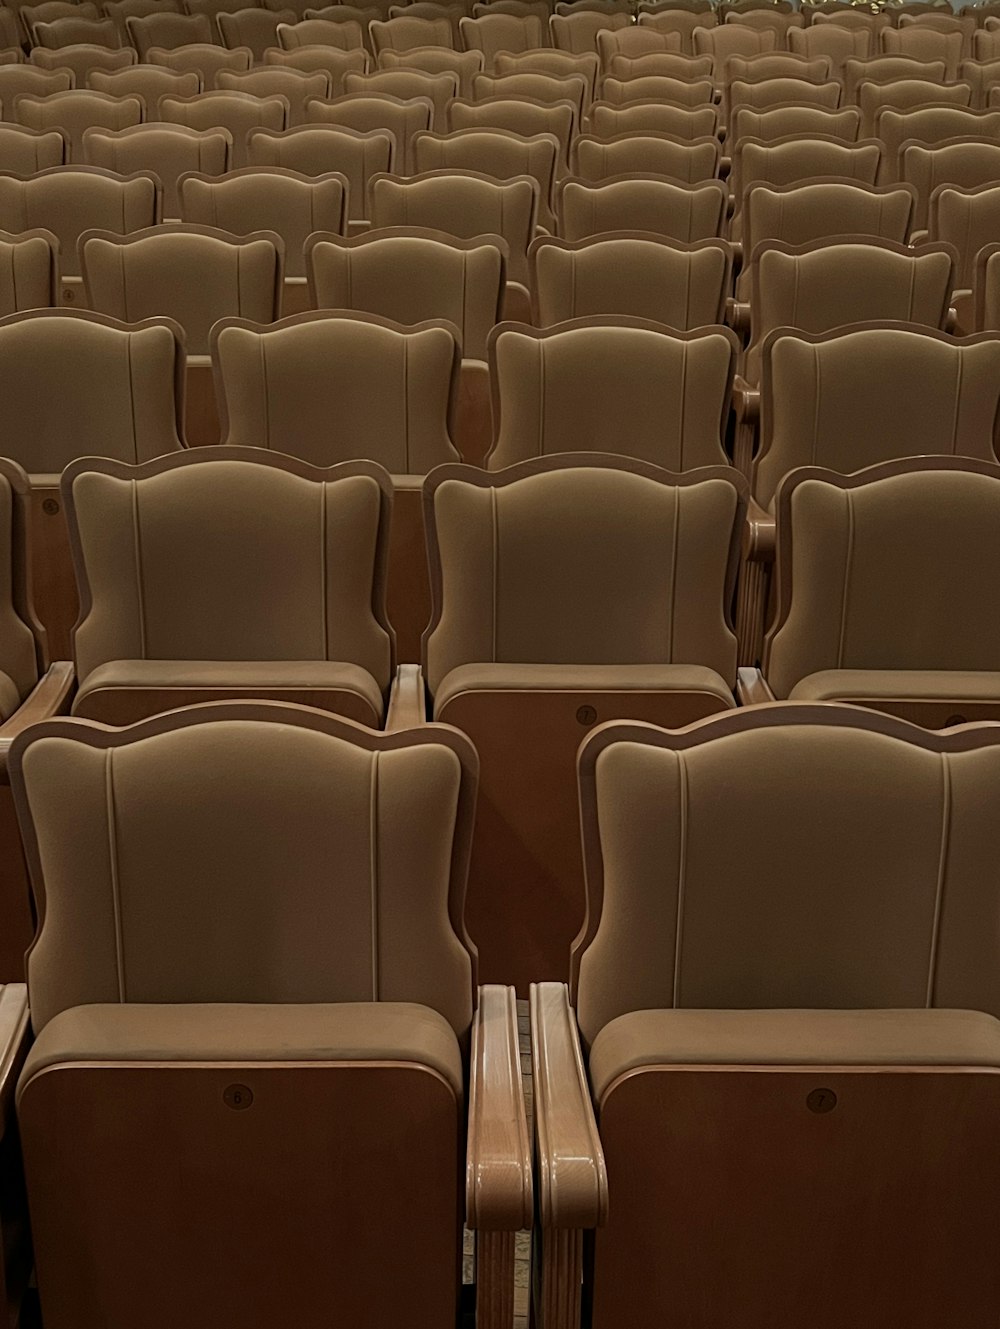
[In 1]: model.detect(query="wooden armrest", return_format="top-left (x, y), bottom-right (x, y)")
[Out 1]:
top-left (736, 666), bottom-right (776, 706)
top-left (726, 299), bottom-right (750, 336)
top-left (466, 984), bottom-right (532, 1232)
top-left (719, 153), bottom-right (731, 178)
top-left (530, 982), bottom-right (607, 1231)
top-left (733, 374), bottom-right (759, 425)
top-left (0, 984), bottom-right (29, 1131)
top-left (384, 664), bottom-right (427, 732)
top-left (0, 661), bottom-right (74, 781)
top-left (946, 306), bottom-right (958, 334)
top-left (742, 497), bottom-right (775, 563)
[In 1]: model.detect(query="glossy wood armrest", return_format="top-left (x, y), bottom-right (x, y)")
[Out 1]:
top-left (530, 982), bottom-right (607, 1232)
top-left (733, 374), bottom-right (759, 425)
top-left (0, 661), bottom-right (74, 780)
top-left (384, 664), bottom-right (427, 731)
top-left (742, 497), bottom-right (775, 562)
top-left (467, 984), bottom-right (533, 1232)
top-left (0, 984), bottom-right (29, 1130)
top-left (736, 666), bottom-right (777, 706)
top-left (946, 305), bottom-right (958, 334)
top-left (726, 298), bottom-right (750, 336)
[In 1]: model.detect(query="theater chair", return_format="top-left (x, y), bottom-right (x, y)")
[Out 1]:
top-left (531, 704), bottom-right (1000, 1329)
top-left (9, 702), bottom-right (531, 1329)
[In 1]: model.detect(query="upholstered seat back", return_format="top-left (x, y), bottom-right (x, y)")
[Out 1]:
top-left (0, 458), bottom-right (42, 706)
top-left (13, 707), bottom-right (476, 1036)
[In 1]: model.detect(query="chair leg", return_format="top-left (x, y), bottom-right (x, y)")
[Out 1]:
top-left (475, 1230), bottom-right (515, 1329)
top-left (534, 1229), bottom-right (582, 1329)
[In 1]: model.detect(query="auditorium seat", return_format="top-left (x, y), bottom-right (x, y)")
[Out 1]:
top-left (248, 124), bottom-right (393, 226)
top-left (389, 0), bottom-right (464, 45)
top-left (737, 326), bottom-right (1000, 668)
top-left (727, 101), bottom-right (861, 143)
top-left (217, 6), bottom-right (295, 59)
top-left (9, 703), bottom-right (530, 1328)
top-left (29, 45), bottom-right (135, 88)
top-left (186, 0), bottom-right (259, 42)
top-left (573, 130), bottom-right (720, 182)
top-left (874, 104), bottom-right (1000, 181)
top-left (957, 54), bottom-right (1000, 106)
top-left (529, 233), bottom-right (732, 327)
top-left (419, 454), bottom-right (746, 989)
top-left (694, 20), bottom-right (776, 62)
top-left (531, 705), bottom-right (1000, 1329)
top-left (265, 42), bottom-right (370, 92)
top-left (458, 11), bottom-right (545, 64)
top-left (729, 133), bottom-right (882, 239)
top-left (278, 16), bottom-right (368, 50)
top-left (549, 9), bottom-right (629, 53)
top-left (217, 66), bottom-right (333, 125)
top-left (63, 450), bottom-right (398, 724)
top-left (473, 68), bottom-right (587, 118)
top-left (842, 52), bottom-right (946, 100)
top-left (882, 23), bottom-right (964, 76)
top-left (304, 91), bottom-right (433, 173)
top-left (857, 76), bottom-right (972, 136)
top-left (345, 66), bottom-right (457, 129)
top-left (87, 62), bottom-right (202, 105)
top-left (595, 23), bottom-right (681, 64)
top-left (0, 65), bottom-right (73, 106)
top-left (447, 97), bottom-right (573, 174)
top-left (603, 49), bottom-right (714, 81)
top-left (973, 240), bottom-right (1000, 329)
top-left (212, 308), bottom-right (460, 656)
top-left (158, 89), bottom-right (290, 166)
top-left (32, 13), bottom-right (120, 47)
top-left (14, 88), bottom-right (143, 161)
top-left (486, 316), bottom-right (736, 467)
top-left (0, 122), bottom-right (64, 170)
top-left (413, 125), bottom-right (559, 228)
top-left (599, 73), bottom-right (715, 105)
top-left (127, 8), bottom-right (214, 52)
top-left (148, 40), bottom-right (252, 88)
top-left (378, 43), bottom-right (483, 95)
top-left (373, 12), bottom-right (455, 53)
top-left (901, 136), bottom-right (1000, 230)
top-left (83, 122), bottom-right (231, 218)
top-left (788, 20), bottom-right (872, 66)
top-left (587, 98), bottom-right (720, 139)
top-left (103, 0), bottom-right (181, 40)
top-left (636, 7), bottom-right (716, 57)
top-left (0, 229), bottom-right (57, 312)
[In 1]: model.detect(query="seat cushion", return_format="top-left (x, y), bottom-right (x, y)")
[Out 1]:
top-left (787, 669), bottom-right (1000, 706)
top-left (433, 662), bottom-right (735, 716)
top-left (72, 659), bottom-right (385, 723)
top-left (0, 669), bottom-right (21, 721)
top-left (19, 1001), bottom-right (464, 1105)
top-left (588, 1007), bottom-right (1000, 1104)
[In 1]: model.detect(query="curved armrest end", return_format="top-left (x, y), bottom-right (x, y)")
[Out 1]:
top-left (0, 984), bottom-right (29, 1127)
top-left (466, 984), bottom-right (533, 1232)
top-left (742, 498), bottom-right (776, 563)
top-left (0, 661), bottom-right (75, 781)
top-left (736, 666), bottom-right (777, 707)
top-left (385, 664), bottom-right (427, 732)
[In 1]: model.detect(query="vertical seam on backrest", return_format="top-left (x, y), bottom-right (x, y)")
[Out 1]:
top-left (951, 344), bottom-right (964, 454)
top-left (105, 749), bottom-right (127, 1002)
top-left (118, 242), bottom-right (129, 323)
top-left (490, 484), bottom-right (498, 662)
top-left (131, 477), bottom-right (147, 657)
top-left (671, 750), bottom-right (688, 1008)
top-left (810, 342), bottom-right (820, 466)
top-left (537, 340), bottom-right (546, 455)
top-left (837, 487), bottom-right (854, 668)
top-left (5, 243), bottom-right (14, 309)
top-left (126, 331), bottom-right (139, 461)
top-left (460, 250), bottom-right (469, 351)
top-left (677, 341), bottom-right (689, 471)
top-left (369, 749), bottom-right (380, 1000)
top-left (790, 257), bottom-right (801, 330)
top-left (321, 480), bottom-right (329, 659)
top-left (402, 334), bottom-right (410, 472)
top-left (906, 252), bottom-right (917, 319)
top-left (259, 335), bottom-right (270, 449)
top-left (667, 483), bottom-right (679, 659)
top-left (926, 752), bottom-right (952, 1007)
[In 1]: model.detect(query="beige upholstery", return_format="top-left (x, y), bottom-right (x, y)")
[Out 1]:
top-left (486, 317), bottom-right (736, 469)
top-left (33, 15), bottom-right (120, 47)
top-left (0, 308), bottom-right (184, 473)
top-left (692, 22), bottom-right (777, 60)
top-left (874, 105), bottom-right (1000, 182)
top-left (728, 103), bottom-right (862, 143)
top-left (304, 92), bottom-right (433, 173)
top-left (0, 229), bottom-right (57, 312)
top-left (0, 66), bottom-right (73, 105)
top-left (248, 125), bottom-right (393, 221)
top-left (126, 10), bottom-right (214, 53)
top-left (0, 458), bottom-right (46, 713)
top-left (723, 52), bottom-right (832, 83)
top-left (65, 451), bottom-right (395, 720)
top-left (931, 182), bottom-right (1000, 287)
top-left (29, 47), bottom-right (134, 86)
top-left (344, 67), bottom-right (457, 129)
top-left (636, 9), bottom-right (717, 58)
top-left (472, 69), bottom-right (586, 119)
top-left (412, 126), bottom-right (559, 229)
top-left (217, 7), bottom-right (294, 60)
top-left (600, 75), bottom-right (715, 106)
top-left (277, 18), bottom-right (367, 50)
top-left (306, 228), bottom-right (503, 360)
top-left (186, 0), bottom-right (261, 40)
top-left (22, 1), bottom-right (100, 35)
top-left (82, 123), bottom-right (230, 218)
top-left (958, 57), bottom-right (1000, 109)
top-left (87, 64), bottom-right (202, 106)
top-left (213, 309), bottom-right (461, 470)
top-left (603, 51), bottom-right (714, 83)
top-left (13, 89), bottom-right (142, 162)
top-left (180, 167), bottom-right (346, 277)
top-left (727, 76), bottom-right (843, 117)
top-left (902, 137), bottom-right (1000, 230)
top-left (529, 232), bottom-right (731, 328)
top-left (103, 0), bottom-right (183, 39)
top-left (378, 44), bottom-right (483, 97)
top-left (842, 54), bottom-right (947, 100)
top-left (494, 48), bottom-right (599, 102)
top-left (448, 97), bottom-right (575, 174)
top-left (550, 10), bottom-right (628, 53)
top-left (458, 12), bottom-right (544, 64)
top-left (556, 174), bottom-right (728, 242)
top-left (573, 131), bottom-right (720, 182)
top-left (858, 76), bottom-right (972, 136)
top-left (216, 67), bottom-right (331, 125)
top-left (882, 24), bottom-right (964, 77)
top-left (158, 91), bottom-right (290, 167)
top-left (372, 13), bottom-right (454, 53)
top-left (81, 224), bottom-right (282, 354)
top-left (764, 461), bottom-right (1000, 704)
top-left (788, 22), bottom-right (872, 67)
top-left (0, 123), bottom-right (65, 172)
top-left (147, 43), bottom-right (253, 90)
top-left (596, 25), bottom-right (681, 65)
top-left (732, 135), bottom-right (881, 221)
top-left (974, 242), bottom-right (1000, 330)
top-left (265, 44), bottom-right (370, 95)
top-left (0, 167), bottom-right (160, 279)
top-left (587, 100), bottom-right (719, 140)
top-left (368, 168), bottom-right (537, 285)
top-left (755, 325), bottom-right (1000, 511)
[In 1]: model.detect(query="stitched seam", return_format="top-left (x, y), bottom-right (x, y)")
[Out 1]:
top-left (125, 332), bottom-right (139, 461)
top-left (131, 478), bottom-right (147, 657)
top-left (667, 482), bottom-right (679, 659)
top-left (837, 488), bottom-right (854, 668)
top-left (951, 344), bottom-right (964, 455)
top-left (927, 753), bottom-right (952, 1007)
top-left (321, 480), bottom-right (329, 658)
top-left (810, 342), bottom-right (820, 466)
top-left (402, 334), bottom-right (410, 472)
top-left (671, 751), bottom-right (688, 1007)
top-left (369, 750), bottom-right (380, 999)
top-left (105, 750), bottom-right (127, 1002)
top-left (490, 485), bottom-right (498, 662)
top-left (677, 340), bottom-right (689, 470)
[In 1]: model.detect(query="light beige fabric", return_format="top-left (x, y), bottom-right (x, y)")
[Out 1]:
top-left (13, 89), bottom-right (142, 162)
top-left (344, 67), bottom-right (456, 129)
top-left (248, 125), bottom-right (393, 220)
top-left (213, 311), bottom-right (460, 470)
top-left (573, 131), bottom-right (719, 183)
top-left (458, 12), bottom-right (544, 63)
top-left (858, 76), bottom-right (972, 137)
top-left (788, 22), bottom-right (872, 67)
top-left (425, 463), bottom-right (742, 695)
top-left (277, 18), bottom-right (367, 52)
top-left (488, 318), bottom-right (735, 468)
top-left (728, 104), bottom-right (861, 144)
top-left (0, 230), bottom-right (57, 312)
top-left (81, 225), bottom-right (281, 355)
top-left (787, 668), bottom-right (1000, 704)
top-left (557, 175), bottom-right (728, 243)
top-left (33, 15), bottom-right (119, 47)
top-left (17, 716), bottom-right (472, 1037)
top-left (265, 46), bottom-right (370, 97)
top-left (0, 124), bottom-right (64, 173)
top-left (158, 91), bottom-right (289, 167)
top-left (82, 124), bottom-right (230, 218)
top-left (87, 65), bottom-right (202, 108)
top-left (217, 8), bottom-right (294, 61)
top-left (148, 43), bottom-right (253, 91)
top-left (636, 9), bottom-right (717, 58)
top-left (412, 126), bottom-right (559, 228)
top-left (0, 309), bottom-right (183, 471)
top-left (902, 137), bottom-right (1000, 230)
top-left (766, 466), bottom-right (1000, 698)
top-left (378, 45), bottom-right (482, 97)
top-left (217, 67), bottom-right (331, 125)
top-left (29, 44), bottom-right (135, 86)
top-left (930, 182), bottom-right (1000, 288)
top-left (875, 105), bottom-right (1000, 182)
top-left (843, 54), bottom-right (947, 101)
top-left (473, 70), bottom-right (586, 119)
top-left (373, 13), bottom-right (455, 53)
top-left (0, 464), bottom-right (40, 705)
top-left (126, 10), bottom-right (214, 54)
top-left (882, 25), bottom-right (963, 77)
top-left (603, 51), bottom-right (714, 83)
top-left (550, 11), bottom-right (629, 54)
top-left (448, 96), bottom-right (575, 173)
top-left (587, 100), bottom-right (720, 141)
top-left (0, 67), bottom-right (73, 105)
top-left (495, 48), bottom-right (599, 101)
top-left (589, 1008), bottom-right (1000, 1102)
top-left (303, 92), bottom-right (433, 172)
top-left (693, 22), bottom-right (776, 60)
top-left (600, 75), bottom-right (714, 107)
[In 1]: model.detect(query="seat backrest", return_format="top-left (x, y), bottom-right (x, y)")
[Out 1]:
top-left (727, 75), bottom-right (843, 114)
top-left (574, 704), bottom-right (1000, 1044)
top-left (126, 9), bottom-right (213, 53)
top-left (88, 64), bottom-right (202, 105)
top-left (148, 42), bottom-right (253, 89)
top-left (902, 136), bottom-right (1000, 230)
top-left (0, 123), bottom-right (65, 172)
top-left (755, 324), bottom-right (1000, 510)
top-left (103, 0), bottom-right (183, 38)
top-left (487, 315), bottom-right (736, 470)
top-left (787, 22), bottom-right (871, 65)
top-left (180, 166), bottom-right (346, 276)
top-left (493, 48), bottom-right (600, 101)
top-left (277, 16), bottom-right (366, 49)
top-left (573, 129), bottom-right (720, 182)
top-left (266, 43), bottom-right (369, 94)
top-left (0, 457), bottom-right (42, 711)
top-left (764, 458), bottom-right (1000, 696)
top-left (529, 232), bottom-right (732, 328)
top-left (159, 90), bottom-right (290, 165)
top-left (65, 448), bottom-right (395, 693)
top-left (0, 307), bottom-right (184, 472)
top-left (31, 45), bottom-right (132, 81)
top-left (549, 9), bottom-right (629, 52)
top-left (596, 24), bottom-right (681, 65)
top-left (216, 66), bottom-right (331, 125)
top-left (368, 167), bottom-right (536, 283)
top-left (423, 455), bottom-right (746, 692)
top-left (457, 12), bottom-right (543, 62)
top-left (637, 7), bottom-right (717, 57)
top-left (882, 24), bottom-right (963, 75)
top-left (0, 166), bottom-right (159, 277)
top-left (304, 91), bottom-right (434, 171)
top-left (693, 22), bottom-right (777, 58)
top-left (212, 309), bottom-right (461, 470)
top-left (448, 96), bottom-right (575, 170)
top-left (344, 67), bottom-right (457, 127)
top-left (732, 133), bottom-right (880, 209)
top-left (600, 74), bottom-right (715, 105)
top-left (728, 102), bottom-right (861, 142)
top-left (472, 68), bottom-right (586, 116)
top-left (0, 65), bottom-right (73, 103)
top-left (858, 76), bottom-right (971, 135)
top-left (587, 99), bottom-right (720, 139)
top-left (741, 178), bottom-right (916, 266)
top-left (557, 172), bottom-right (728, 241)
top-left (82, 123), bottom-right (231, 217)
top-left (33, 14), bottom-right (119, 46)
top-left (306, 226), bottom-right (504, 359)
top-left (13, 703), bottom-right (476, 1039)
top-left (411, 126), bottom-right (559, 224)
top-left (14, 88), bottom-right (143, 161)
top-left (0, 228), bottom-right (58, 312)
top-left (378, 43), bottom-right (482, 95)
top-left (930, 180), bottom-right (1000, 286)
top-left (974, 241), bottom-right (1000, 330)
top-left (372, 13), bottom-right (454, 52)
top-left (842, 53), bottom-right (946, 100)
top-left (876, 104), bottom-right (1000, 181)
top-left (604, 51), bottom-right (714, 86)
top-left (217, 7), bottom-right (293, 59)
top-left (81, 223), bottom-right (282, 354)
top-left (248, 124), bottom-right (392, 218)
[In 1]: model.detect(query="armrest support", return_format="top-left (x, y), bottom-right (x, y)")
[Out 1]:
top-left (742, 497), bottom-right (775, 563)
top-left (736, 666), bottom-right (776, 706)
top-left (530, 982), bottom-right (607, 1231)
top-left (0, 984), bottom-right (29, 1132)
top-left (467, 984), bottom-right (532, 1232)
top-left (726, 299), bottom-right (750, 337)
top-left (733, 374), bottom-right (759, 426)
top-left (0, 661), bottom-right (74, 781)
top-left (385, 664), bottom-right (427, 732)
